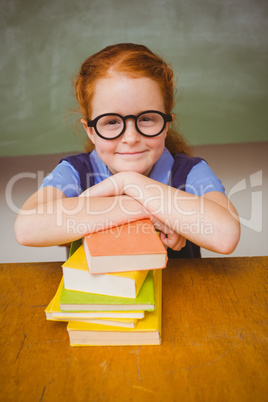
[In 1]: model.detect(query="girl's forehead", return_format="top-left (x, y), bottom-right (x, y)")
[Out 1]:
top-left (92, 75), bottom-right (164, 115)
top-left (96, 72), bottom-right (155, 86)
top-left (94, 74), bottom-right (162, 98)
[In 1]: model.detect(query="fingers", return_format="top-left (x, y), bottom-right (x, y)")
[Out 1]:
top-left (146, 214), bottom-right (186, 251)
top-left (161, 232), bottom-right (186, 251)
top-left (79, 174), bottom-right (124, 198)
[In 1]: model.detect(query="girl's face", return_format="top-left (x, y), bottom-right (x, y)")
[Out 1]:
top-left (82, 74), bottom-right (171, 176)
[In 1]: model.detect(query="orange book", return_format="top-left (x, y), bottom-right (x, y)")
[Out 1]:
top-left (83, 219), bottom-right (167, 274)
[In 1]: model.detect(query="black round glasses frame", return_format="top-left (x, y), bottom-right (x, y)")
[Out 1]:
top-left (87, 110), bottom-right (172, 140)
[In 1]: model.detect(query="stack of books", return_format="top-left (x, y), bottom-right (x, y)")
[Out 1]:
top-left (45, 219), bottom-right (167, 346)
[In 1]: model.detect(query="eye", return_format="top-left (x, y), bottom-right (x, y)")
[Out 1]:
top-left (98, 116), bottom-right (123, 128)
top-left (105, 118), bottom-right (121, 125)
top-left (138, 114), bottom-right (157, 125)
top-left (140, 116), bottom-right (153, 122)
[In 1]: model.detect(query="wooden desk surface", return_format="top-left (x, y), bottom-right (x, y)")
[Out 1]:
top-left (0, 257), bottom-right (267, 402)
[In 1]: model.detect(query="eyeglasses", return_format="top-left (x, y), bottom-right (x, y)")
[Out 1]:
top-left (87, 110), bottom-right (172, 140)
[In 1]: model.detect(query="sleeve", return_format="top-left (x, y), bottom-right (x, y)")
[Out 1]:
top-left (186, 160), bottom-right (225, 196)
top-left (39, 160), bottom-right (82, 197)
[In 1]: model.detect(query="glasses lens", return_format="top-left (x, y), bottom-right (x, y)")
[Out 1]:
top-left (137, 112), bottom-right (165, 136)
top-left (96, 115), bottom-right (124, 138)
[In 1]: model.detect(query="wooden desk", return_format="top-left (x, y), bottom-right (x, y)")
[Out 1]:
top-left (0, 257), bottom-right (267, 402)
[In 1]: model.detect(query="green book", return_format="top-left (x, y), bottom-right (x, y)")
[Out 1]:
top-left (67, 270), bottom-right (162, 346)
top-left (69, 239), bottom-right (82, 256)
top-left (59, 270), bottom-right (155, 312)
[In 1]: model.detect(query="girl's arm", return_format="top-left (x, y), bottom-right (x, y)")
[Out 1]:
top-left (14, 186), bottom-right (147, 247)
top-left (81, 172), bottom-right (240, 254)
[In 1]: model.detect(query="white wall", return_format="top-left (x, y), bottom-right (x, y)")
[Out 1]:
top-left (193, 142), bottom-right (267, 258)
top-left (1, 142), bottom-right (267, 263)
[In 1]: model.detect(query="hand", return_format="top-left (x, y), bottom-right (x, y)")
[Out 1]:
top-left (80, 173), bottom-right (187, 251)
top-left (79, 173), bottom-right (126, 198)
top-left (148, 214), bottom-right (186, 251)
top-left (160, 230), bottom-right (186, 251)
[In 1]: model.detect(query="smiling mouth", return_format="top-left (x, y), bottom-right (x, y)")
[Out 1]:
top-left (117, 151), bottom-right (146, 155)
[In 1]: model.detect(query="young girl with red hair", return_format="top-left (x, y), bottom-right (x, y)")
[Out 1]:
top-left (15, 43), bottom-right (240, 257)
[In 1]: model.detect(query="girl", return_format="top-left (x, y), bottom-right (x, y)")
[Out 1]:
top-left (15, 43), bottom-right (240, 257)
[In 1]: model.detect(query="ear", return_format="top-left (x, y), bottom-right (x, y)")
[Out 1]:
top-left (164, 114), bottom-right (173, 139)
top-left (81, 118), bottom-right (95, 145)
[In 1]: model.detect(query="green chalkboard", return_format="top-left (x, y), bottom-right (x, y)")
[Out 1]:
top-left (0, 0), bottom-right (267, 156)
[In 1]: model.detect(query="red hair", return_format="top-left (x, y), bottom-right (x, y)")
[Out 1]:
top-left (74, 43), bottom-right (191, 155)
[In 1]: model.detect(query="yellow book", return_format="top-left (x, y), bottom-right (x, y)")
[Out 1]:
top-left (45, 278), bottom-right (144, 328)
top-left (62, 245), bottom-right (149, 298)
top-left (67, 269), bottom-right (162, 346)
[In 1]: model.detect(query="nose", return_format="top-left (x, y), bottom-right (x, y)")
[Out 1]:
top-left (121, 120), bottom-right (141, 144)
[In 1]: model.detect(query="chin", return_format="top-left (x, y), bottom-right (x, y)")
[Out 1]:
top-left (128, 167), bottom-right (151, 176)
top-left (111, 165), bottom-right (151, 176)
